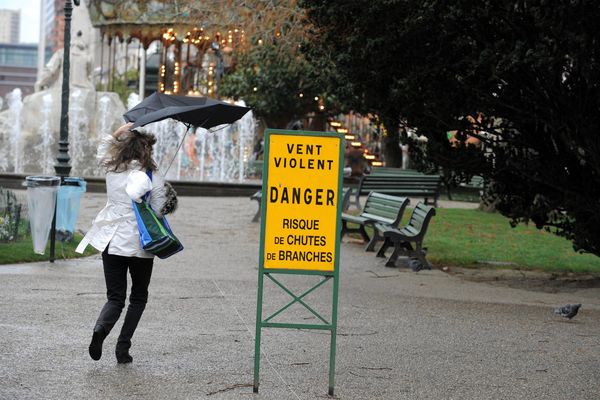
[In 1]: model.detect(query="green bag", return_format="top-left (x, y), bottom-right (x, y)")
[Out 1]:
top-left (132, 170), bottom-right (183, 259)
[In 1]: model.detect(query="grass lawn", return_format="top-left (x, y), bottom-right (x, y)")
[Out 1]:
top-left (361, 208), bottom-right (600, 273)
top-left (0, 234), bottom-right (97, 265)
top-left (428, 209), bottom-right (600, 272)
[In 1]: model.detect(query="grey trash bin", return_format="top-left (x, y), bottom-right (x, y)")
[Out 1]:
top-left (25, 176), bottom-right (60, 254)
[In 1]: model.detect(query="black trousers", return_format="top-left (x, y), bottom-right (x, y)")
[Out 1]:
top-left (94, 247), bottom-right (154, 353)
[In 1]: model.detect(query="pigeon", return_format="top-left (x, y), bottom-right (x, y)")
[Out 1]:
top-left (553, 303), bottom-right (581, 319)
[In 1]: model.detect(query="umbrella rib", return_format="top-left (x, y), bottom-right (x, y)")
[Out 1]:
top-left (162, 116), bottom-right (210, 175)
top-left (163, 125), bottom-right (193, 176)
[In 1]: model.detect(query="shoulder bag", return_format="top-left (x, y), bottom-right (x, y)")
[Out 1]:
top-left (132, 169), bottom-right (183, 259)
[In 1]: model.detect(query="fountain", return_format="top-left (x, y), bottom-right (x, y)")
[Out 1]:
top-left (5, 89), bottom-right (23, 173)
top-left (0, 86), bottom-right (125, 177)
top-left (126, 97), bottom-right (257, 182)
top-left (0, 42), bottom-right (258, 189)
top-left (36, 93), bottom-right (55, 174)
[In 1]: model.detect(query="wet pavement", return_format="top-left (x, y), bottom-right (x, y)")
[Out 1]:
top-left (1, 192), bottom-right (600, 399)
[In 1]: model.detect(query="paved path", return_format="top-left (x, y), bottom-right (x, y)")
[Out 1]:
top-left (1, 192), bottom-right (599, 399)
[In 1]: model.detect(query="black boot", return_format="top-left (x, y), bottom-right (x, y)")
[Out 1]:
top-left (116, 342), bottom-right (133, 364)
top-left (88, 325), bottom-right (106, 361)
top-left (115, 301), bottom-right (146, 364)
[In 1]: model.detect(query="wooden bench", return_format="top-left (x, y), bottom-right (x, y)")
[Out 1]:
top-left (341, 192), bottom-right (409, 252)
top-left (374, 202), bottom-right (436, 271)
top-left (349, 173), bottom-right (441, 209)
top-left (250, 187), bottom-right (352, 222)
top-left (369, 167), bottom-right (421, 175)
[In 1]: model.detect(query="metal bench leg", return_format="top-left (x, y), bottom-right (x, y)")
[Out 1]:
top-left (365, 229), bottom-right (381, 252)
top-left (385, 243), bottom-right (401, 267)
top-left (358, 226), bottom-right (370, 243)
top-left (252, 204), bottom-right (261, 222)
top-left (376, 237), bottom-right (391, 258)
top-left (414, 242), bottom-right (431, 270)
top-left (341, 220), bottom-right (349, 239)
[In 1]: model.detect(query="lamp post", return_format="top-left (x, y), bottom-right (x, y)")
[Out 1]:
top-left (49, 0), bottom-right (80, 263)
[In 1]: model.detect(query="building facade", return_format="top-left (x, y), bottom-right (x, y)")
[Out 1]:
top-left (0, 9), bottom-right (20, 44)
top-left (0, 44), bottom-right (37, 98)
top-left (44, 0), bottom-right (66, 53)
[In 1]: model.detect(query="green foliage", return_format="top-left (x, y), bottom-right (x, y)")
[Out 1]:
top-left (0, 188), bottom-right (25, 242)
top-left (96, 69), bottom-right (139, 104)
top-left (0, 233), bottom-right (97, 265)
top-left (219, 41), bottom-right (325, 128)
top-left (303, 0), bottom-right (600, 256)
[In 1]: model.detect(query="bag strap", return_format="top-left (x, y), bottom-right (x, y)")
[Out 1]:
top-left (142, 168), bottom-right (153, 202)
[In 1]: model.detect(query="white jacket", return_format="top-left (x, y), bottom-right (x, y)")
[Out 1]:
top-left (76, 134), bottom-right (167, 258)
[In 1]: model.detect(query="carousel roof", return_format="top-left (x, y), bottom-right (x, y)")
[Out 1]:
top-left (88, 0), bottom-right (249, 46)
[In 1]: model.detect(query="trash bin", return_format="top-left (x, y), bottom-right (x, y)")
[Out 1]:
top-left (56, 177), bottom-right (87, 242)
top-left (25, 176), bottom-right (60, 254)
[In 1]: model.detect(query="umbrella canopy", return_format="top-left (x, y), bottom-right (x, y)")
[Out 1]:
top-left (129, 101), bottom-right (252, 129)
top-left (123, 92), bottom-right (214, 123)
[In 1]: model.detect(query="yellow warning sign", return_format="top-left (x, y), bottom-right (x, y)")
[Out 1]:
top-left (263, 132), bottom-right (341, 271)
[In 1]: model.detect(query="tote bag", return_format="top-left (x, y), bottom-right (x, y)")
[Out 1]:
top-left (132, 170), bottom-right (183, 259)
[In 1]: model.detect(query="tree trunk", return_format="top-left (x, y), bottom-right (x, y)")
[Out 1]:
top-left (381, 116), bottom-right (402, 167)
top-left (264, 114), bottom-right (295, 129)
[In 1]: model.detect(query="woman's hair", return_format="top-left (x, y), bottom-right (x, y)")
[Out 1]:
top-left (104, 130), bottom-right (157, 172)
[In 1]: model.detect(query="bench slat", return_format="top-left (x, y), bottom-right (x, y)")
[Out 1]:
top-left (342, 213), bottom-right (370, 224)
top-left (412, 207), bottom-right (430, 220)
top-left (364, 204), bottom-right (401, 220)
top-left (353, 172), bottom-right (441, 209)
top-left (342, 193), bottom-right (409, 250)
top-left (360, 212), bottom-right (394, 224)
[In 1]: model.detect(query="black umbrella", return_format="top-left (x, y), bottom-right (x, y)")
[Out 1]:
top-left (130, 102), bottom-right (252, 129)
top-left (125, 92), bottom-right (252, 129)
top-left (123, 92), bottom-right (211, 123)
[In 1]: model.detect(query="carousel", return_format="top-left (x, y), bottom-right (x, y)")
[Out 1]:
top-left (88, 0), bottom-right (251, 97)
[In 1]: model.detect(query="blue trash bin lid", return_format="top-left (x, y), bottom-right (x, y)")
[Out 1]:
top-left (62, 177), bottom-right (86, 187)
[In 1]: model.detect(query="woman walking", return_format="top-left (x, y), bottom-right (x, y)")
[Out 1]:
top-left (76, 122), bottom-right (167, 363)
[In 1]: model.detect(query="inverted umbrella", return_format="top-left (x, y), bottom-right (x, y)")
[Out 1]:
top-left (130, 102), bottom-right (252, 129)
top-left (123, 92), bottom-right (212, 123)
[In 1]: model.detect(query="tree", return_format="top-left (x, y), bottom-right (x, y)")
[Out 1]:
top-left (219, 41), bottom-right (324, 128)
top-left (302, 0), bottom-right (600, 255)
top-left (301, 1), bottom-right (408, 166)
top-left (218, 1), bottom-right (330, 129)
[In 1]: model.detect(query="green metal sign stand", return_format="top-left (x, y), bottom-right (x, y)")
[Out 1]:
top-left (253, 129), bottom-right (344, 396)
